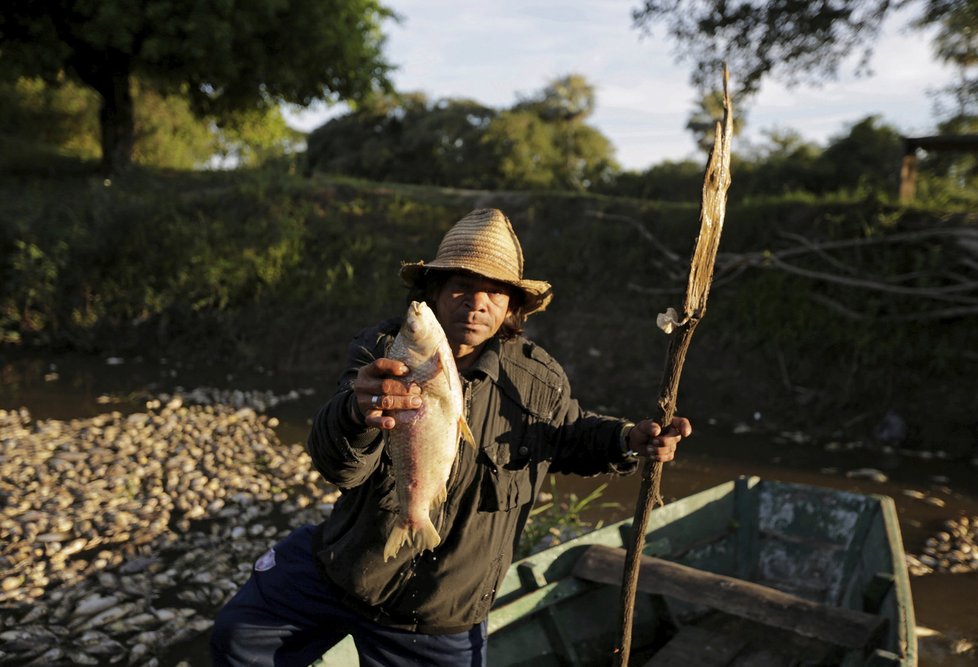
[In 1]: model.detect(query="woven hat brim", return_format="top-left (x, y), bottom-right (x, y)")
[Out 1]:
top-left (400, 261), bottom-right (553, 315)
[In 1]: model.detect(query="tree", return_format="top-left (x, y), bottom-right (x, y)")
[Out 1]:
top-left (212, 107), bottom-right (304, 168)
top-left (129, 84), bottom-right (216, 169)
top-left (513, 74), bottom-right (596, 122)
top-left (599, 159), bottom-right (704, 201)
top-left (923, 0), bottom-right (978, 69)
top-left (1, 76), bottom-right (298, 170)
top-left (399, 97), bottom-right (498, 187)
top-left (925, 0), bottom-right (978, 120)
top-left (0, 76), bottom-right (101, 160)
top-left (506, 74), bottom-right (618, 189)
top-left (632, 0), bottom-right (977, 102)
top-left (0, 0), bottom-right (393, 174)
top-left (733, 128), bottom-right (826, 197)
top-left (305, 75), bottom-right (618, 191)
top-left (305, 92), bottom-right (498, 186)
top-left (818, 116), bottom-right (903, 193)
top-left (483, 110), bottom-right (563, 189)
top-left (686, 90), bottom-right (746, 153)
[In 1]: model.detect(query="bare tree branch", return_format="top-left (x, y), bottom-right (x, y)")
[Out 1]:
top-left (778, 231), bottom-right (861, 275)
top-left (810, 292), bottom-right (978, 321)
top-left (624, 222), bottom-right (978, 321)
top-left (588, 210), bottom-right (686, 281)
top-left (766, 255), bottom-right (978, 303)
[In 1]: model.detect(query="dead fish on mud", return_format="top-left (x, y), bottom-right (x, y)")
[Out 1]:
top-left (383, 301), bottom-right (475, 562)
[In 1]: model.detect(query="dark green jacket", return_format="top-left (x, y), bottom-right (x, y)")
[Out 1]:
top-left (307, 318), bottom-right (636, 634)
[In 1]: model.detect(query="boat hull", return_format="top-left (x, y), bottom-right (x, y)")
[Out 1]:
top-left (488, 477), bottom-right (916, 666)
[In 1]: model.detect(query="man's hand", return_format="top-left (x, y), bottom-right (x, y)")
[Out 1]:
top-left (351, 358), bottom-right (422, 430)
top-left (627, 416), bottom-right (692, 462)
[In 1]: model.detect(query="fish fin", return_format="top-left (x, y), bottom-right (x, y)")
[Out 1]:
top-left (437, 343), bottom-right (458, 393)
top-left (433, 483), bottom-right (448, 506)
top-left (415, 517), bottom-right (441, 555)
top-left (384, 522), bottom-right (410, 562)
top-left (459, 415), bottom-right (476, 448)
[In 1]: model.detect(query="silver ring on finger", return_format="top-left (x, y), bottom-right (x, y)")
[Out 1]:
top-left (371, 394), bottom-right (381, 408)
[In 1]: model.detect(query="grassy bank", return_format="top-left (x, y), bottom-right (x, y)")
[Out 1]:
top-left (2, 162), bottom-right (976, 453)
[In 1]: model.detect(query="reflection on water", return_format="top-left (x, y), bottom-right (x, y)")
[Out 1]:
top-left (2, 351), bottom-right (977, 666)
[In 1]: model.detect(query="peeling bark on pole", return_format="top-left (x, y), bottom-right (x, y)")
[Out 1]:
top-left (614, 65), bottom-right (734, 665)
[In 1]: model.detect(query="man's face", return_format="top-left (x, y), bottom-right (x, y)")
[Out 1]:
top-left (433, 273), bottom-right (513, 353)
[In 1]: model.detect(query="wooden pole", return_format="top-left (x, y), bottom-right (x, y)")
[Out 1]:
top-left (614, 65), bottom-right (734, 665)
top-left (899, 148), bottom-right (918, 203)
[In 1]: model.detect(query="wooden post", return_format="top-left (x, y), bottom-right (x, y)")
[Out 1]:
top-left (899, 141), bottom-right (918, 203)
top-left (613, 65), bottom-right (734, 665)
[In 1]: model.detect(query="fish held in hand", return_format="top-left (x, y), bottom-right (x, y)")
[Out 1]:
top-left (383, 301), bottom-right (476, 562)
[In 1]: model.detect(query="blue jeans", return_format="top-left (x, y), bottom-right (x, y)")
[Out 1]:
top-left (210, 525), bottom-right (488, 667)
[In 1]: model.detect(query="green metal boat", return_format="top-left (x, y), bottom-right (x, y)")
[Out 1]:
top-left (321, 477), bottom-right (916, 666)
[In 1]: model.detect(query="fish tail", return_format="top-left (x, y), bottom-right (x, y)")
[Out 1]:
top-left (383, 522), bottom-right (410, 562)
top-left (415, 516), bottom-right (441, 555)
top-left (459, 415), bottom-right (476, 448)
top-left (383, 517), bottom-right (442, 562)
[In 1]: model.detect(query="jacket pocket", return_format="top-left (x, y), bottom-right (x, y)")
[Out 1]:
top-left (478, 462), bottom-right (533, 512)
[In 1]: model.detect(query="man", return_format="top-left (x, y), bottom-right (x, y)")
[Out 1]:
top-left (211, 208), bottom-right (692, 666)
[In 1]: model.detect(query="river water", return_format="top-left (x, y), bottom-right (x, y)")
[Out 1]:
top-left (2, 351), bottom-right (976, 665)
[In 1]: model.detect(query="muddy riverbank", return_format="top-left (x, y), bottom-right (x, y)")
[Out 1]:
top-left (1, 352), bottom-right (977, 666)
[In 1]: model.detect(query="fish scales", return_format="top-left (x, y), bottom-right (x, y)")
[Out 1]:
top-left (383, 301), bottom-right (475, 562)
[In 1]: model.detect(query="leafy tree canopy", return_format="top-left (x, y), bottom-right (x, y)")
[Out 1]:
top-left (0, 76), bottom-right (101, 160)
top-left (306, 75), bottom-right (619, 191)
top-left (498, 75), bottom-right (617, 189)
top-left (213, 107), bottom-right (304, 168)
top-left (925, 0), bottom-right (978, 121)
top-left (0, 76), bottom-right (299, 170)
top-left (306, 92), bottom-right (498, 187)
top-left (686, 90), bottom-right (746, 153)
top-left (599, 115), bottom-right (908, 200)
top-left (819, 115), bottom-right (904, 192)
top-left (0, 0), bottom-right (394, 173)
top-left (632, 0), bottom-right (977, 104)
top-left (512, 74), bottom-right (597, 122)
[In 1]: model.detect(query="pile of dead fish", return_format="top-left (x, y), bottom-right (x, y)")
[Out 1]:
top-left (150, 386), bottom-right (315, 413)
top-left (907, 515), bottom-right (978, 576)
top-left (0, 400), bottom-right (336, 666)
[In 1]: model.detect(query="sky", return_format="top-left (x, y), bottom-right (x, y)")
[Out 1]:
top-left (283, 0), bottom-right (960, 171)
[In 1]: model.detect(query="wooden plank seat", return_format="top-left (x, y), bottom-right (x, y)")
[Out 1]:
top-left (572, 544), bottom-right (887, 651)
top-left (641, 625), bottom-right (749, 667)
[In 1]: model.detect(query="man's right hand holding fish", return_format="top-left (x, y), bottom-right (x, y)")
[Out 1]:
top-left (349, 358), bottom-right (422, 431)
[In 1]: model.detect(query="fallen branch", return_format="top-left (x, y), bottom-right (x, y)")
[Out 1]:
top-left (766, 255), bottom-right (978, 302)
top-left (588, 210), bottom-right (686, 280)
top-left (777, 231), bottom-right (861, 276)
top-left (621, 223), bottom-right (978, 320)
top-left (809, 293), bottom-right (978, 322)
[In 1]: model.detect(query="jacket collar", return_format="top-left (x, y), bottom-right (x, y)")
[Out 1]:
top-left (460, 336), bottom-right (501, 383)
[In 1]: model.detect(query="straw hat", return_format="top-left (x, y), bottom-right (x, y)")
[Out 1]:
top-left (400, 208), bottom-right (553, 315)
